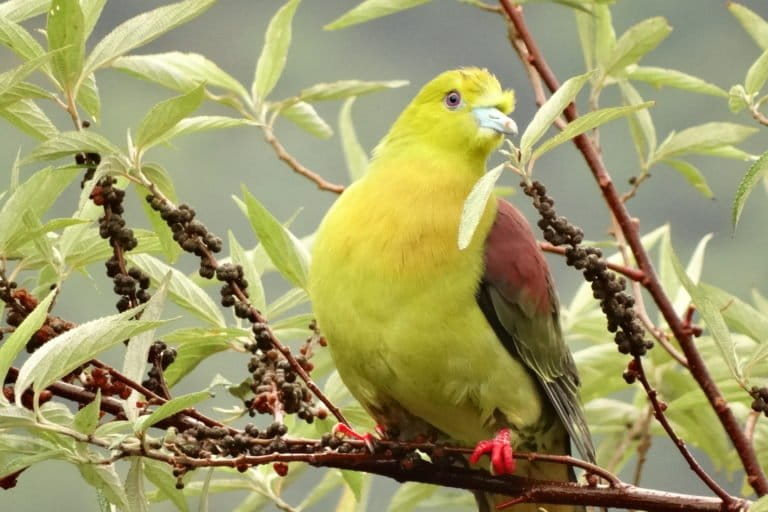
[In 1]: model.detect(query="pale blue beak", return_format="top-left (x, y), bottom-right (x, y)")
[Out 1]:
top-left (473, 107), bottom-right (518, 136)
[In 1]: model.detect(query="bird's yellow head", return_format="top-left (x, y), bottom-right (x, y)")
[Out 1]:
top-left (375, 68), bottom-right (516, 163)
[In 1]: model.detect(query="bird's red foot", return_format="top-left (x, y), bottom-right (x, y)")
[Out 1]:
top-left (332, 423), bottom-right (377, 452)
top-left (469, 428), bottom-right (516, 475)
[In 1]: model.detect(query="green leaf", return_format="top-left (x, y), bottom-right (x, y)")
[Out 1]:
top-left (0, 50), bottom-right (59, 98)
top-left (574, 10), bottom-right (594, 71)
top-left (79, 464), bottom-right (130, 510)
top-left (297, 79), bottom-right (408, 102)
top-left (22, 130), bottom-right (121, 164)
top-left (0, 167), bottom-right (79, 255)
top-left (746, 49), bottom-right (768, 95)
top-left (698, 283), bottom-right (768, 344)
top-left (279, 101), bottom-right (333, 139)
top-left (156, 116), bottom-right (253, 146)
top-left (112, 52), bottom-right (248, 99)
top-left (669, 246), bottom-right (742, 382)
top-left (533, 102), bottom-right (653, 159)
top-left (228, 231), bottom-right (266, 312)
top-left (73, 390), bottom-right (101, 435)
top-left (750, 496), bottom-right (768, 512)
top-left (199, 468), bottom-right (213, 512)
top-left (47, 0), bottom-right (85, 91)
top-left (266, 287), bottom-right (308, 319)
top-left (0, 289), bottom-right (56, 398)
top-left (0, 82), bottom-right (52, 107)
top-left (663, 159), bottom-right (714, 199)
top-left (134, 390), bottom-right (210, 432)
top-left (519, 71), bottom-right (592, 160)
top-left (618, 80), bottom-right (657, 161)
top-left (77, 73), bottom-right (100, 122)
top-left (458, 163), bottom-right (503, 250)
top-left (145, 459), bottom-right (189, 512)
top-left (163, 327), bottom-right (245, 387)
top-left (0, 99), bottom-right (59, 140)
top-left (237, 188), bottom-right (310, 289)
top-left (15, 305), bottom-right (165, 399)
top-left (136, 83), bottom-right (205, 151)
top-left (628, 66), bottom-right (727, 97)
top-left (0, 16), bottom-right (46, 62)
top-left (0, 0), bottom-right (50, 23)
top-left (386, 483), bottom-right (438, 512)
top-left (603, 17), bottom-right (671, 77)
top-left (339, 97), bottom-right (369, 181)
top-left (732, 150), bottom-right (768, 230)
top-left (298, 470), bottom-right (344, 510)
top-left (122, 275), bottom-right (170, 420)
top-left (325, 0), bottom-right (430, 30)
top-left (81, 0), bottom-right (217, 80)
top-left (653, 122), bottom-right (757, 162)
top-left (127, 253), bottom-right (226, 327)
top-left (252, 0), bottom-right (300, 103)
top-left (125, 458), bottom-right (149, 512)
top-left (729, 2), bottom-right (768, 50)
top-left (729, 84), bottom-right (749, 114)
top-left (593, 4), bottom-right (616, 69)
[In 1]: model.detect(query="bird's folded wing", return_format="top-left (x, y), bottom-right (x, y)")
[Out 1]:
top-left (477, 199), bottom-right (595, 462)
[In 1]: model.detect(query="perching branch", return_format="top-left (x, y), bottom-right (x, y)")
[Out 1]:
top-left (499, 0), bottom-right (768, 496)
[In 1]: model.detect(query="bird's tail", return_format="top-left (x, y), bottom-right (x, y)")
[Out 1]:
top-left (473, 457), bottom-right (586, 512)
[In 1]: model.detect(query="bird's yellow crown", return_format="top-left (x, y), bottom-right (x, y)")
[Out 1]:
top-left (373, 68), bottom-right (516, 164)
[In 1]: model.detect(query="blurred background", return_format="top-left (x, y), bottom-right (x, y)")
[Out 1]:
top-left (2, 0), bottom-right (768, 509)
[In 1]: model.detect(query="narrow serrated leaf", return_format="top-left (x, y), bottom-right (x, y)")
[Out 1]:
top-left (0, 289), bottom-right (56, 399)
top-left (145, 459), bottom-right (189, 512)
top-left (156, 116), bottom-right (252, 146)
top-left (128, 253), bottom-right (226, 327)
top-left (0, 0), bottom-right (50, 23)
top-left (0, 50), bottom-right (59, 98)
top-left (81, 0), bottom-right (106, 39)
top-left (729, 84), bottom-right (749, 114)
top-left (520, 71), bottom-right (592, 159)
top-left (77, 73), bottom-right (100, 122)
top-left (669, 246), bottom-right (742, 382)
top-left (603, 17), bottom-right (671, 76)
top-left (252, 0), bottom-right (300, 103)
top-left (533, 102), bottom-right (652, 159)
top-left (81, 0), bottom-right (217, 80)
top-left (386, 483), bottom-right (438, 512)
top-left (0, 99), bottom-right (58, 140)
top-left (0, 16), bottom-right (46, 62)
top-left (729, 2), bottom-right (768, 50)
top-left (238, 188), bottom-right (310, 289)
top-left (339, 97), bottom-right (368, 180)
top-left (125, 458), bottom-right (149, 512)
top-left (664, 159), bottom-right (714, 199)
top-left (279, 101), bottom-right (333, 139)
top-left (746, 49), bottom-right (768, 95)
top-left (22, 130), bottom-right (121, 164)
top-left (618, 80), bottom-right (656, 162)
top-left (47, 0), bottom-right (85, 91)
top-left (15, 305), bottom-right (164, 399)
top-left (594, 4), bottom-right (615, 69)
top-left (113, 52), bottom-right (247, 100)
top-left (298, 79), bottom-right (408, 102)
top-left (733, 150), bottom-right (768, 230)
top-left (654, 122), bottom-right (757, 162)
top-left (136, 83), bottom-right (205, 151)
top-left (628, 66), bottom-right (727, 97)
top-left (79, 464), bottom-right (130, 510)
top-left (134, 390), bottom-right (210, 432)
top-left (325, 0), bottom-right (430, 30)
top-left (458, 163), bottom-right (503, 250)
top-left (73, 390), bottom-right (101, 435)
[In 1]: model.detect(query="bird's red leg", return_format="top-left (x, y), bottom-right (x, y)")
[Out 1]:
top-left (469, 428), bottom-right (516, 475)
top-left (332, 423), bottom-right (378, 452)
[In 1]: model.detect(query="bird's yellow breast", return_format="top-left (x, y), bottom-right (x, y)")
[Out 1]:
top-left (309, 158), bottom-right (542, 443)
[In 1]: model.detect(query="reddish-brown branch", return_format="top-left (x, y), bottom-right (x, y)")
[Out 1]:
top-left (263, 127), bottom-right (345, 194)
top-left (538, 242), bottom-right (645, 283)
top-left (499, 0), bottom-right (768, 496)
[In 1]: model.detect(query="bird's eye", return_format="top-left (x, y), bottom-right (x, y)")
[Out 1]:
top-left (444, 90), bottom-right (462, 109)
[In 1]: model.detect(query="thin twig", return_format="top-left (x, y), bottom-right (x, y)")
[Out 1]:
top-left (499, 0), bottom-right (768, 496)
top-left (262, 127), bottom-right (345, 194)
top-left (632, 405), bottom-right (655, 487)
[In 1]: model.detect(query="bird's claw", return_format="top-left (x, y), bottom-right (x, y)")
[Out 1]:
top-left (332, 423), bottom-right (377, 453)
top-left (469, 428), bottom-right (516, 475)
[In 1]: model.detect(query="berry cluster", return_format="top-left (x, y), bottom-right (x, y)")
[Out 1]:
top-left (25, 316), bottom-right (74, 353)
top-left (244, 327), bottom-right (325, 423)
top-left (750, 386), bottom-right (768, 417)
top-left (145, 194), bottom-right (223, 278)
top-left (523, 181), bottom-right (652, 357)
top-left (175, 421), bottom-right (289, 459)
top-left (142, 341), bottom-right (177, 396)
top-left (217, 263), bottom-right (251, 318)
top-left (82, 366), bottom-right (132, 400)
top-left (91, 175), bottom-right (152, 312)
top-left (0, 279), bottom-right (73, 353)
top-left (3, 385), bottom-right (52, 409)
